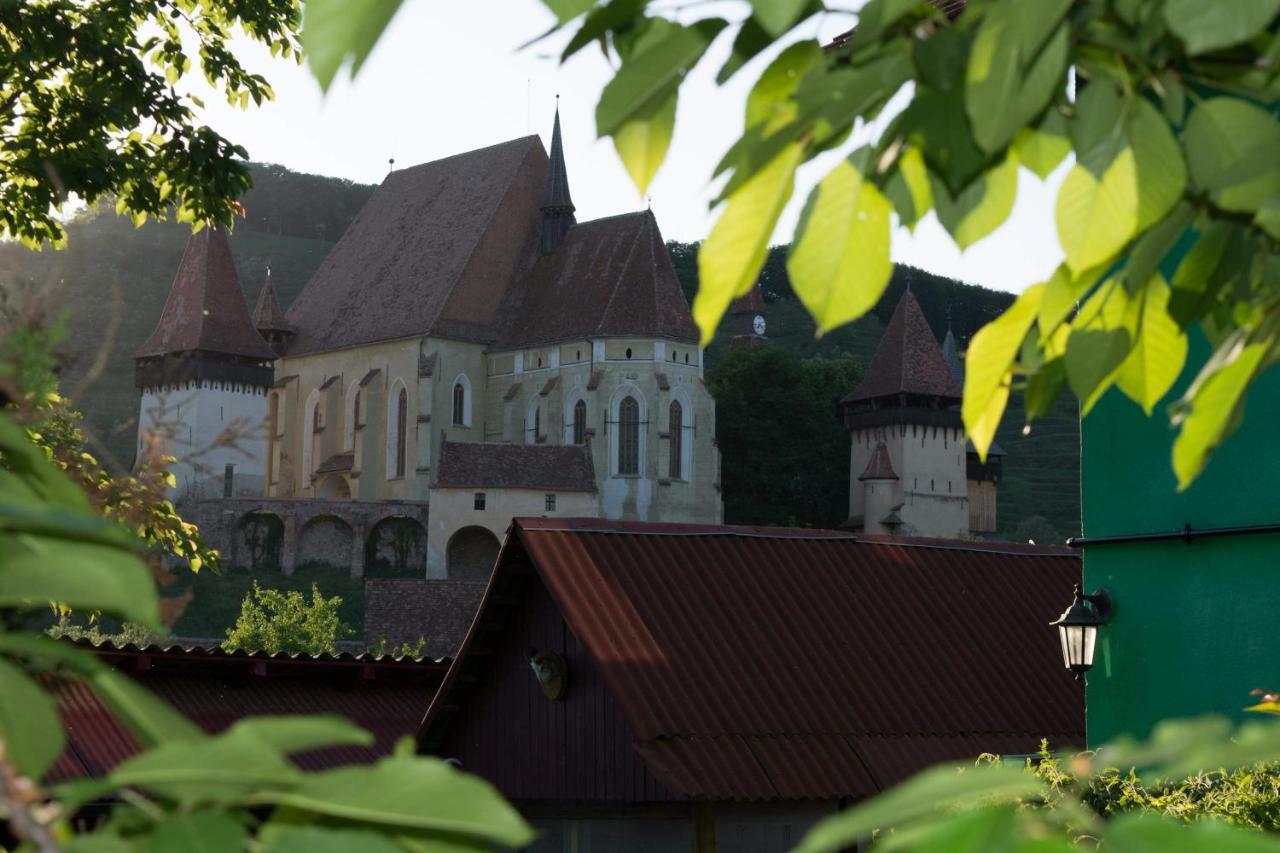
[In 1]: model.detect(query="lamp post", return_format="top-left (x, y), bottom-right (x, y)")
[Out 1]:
top-left (1051, 585), bottom-right (1112, 675)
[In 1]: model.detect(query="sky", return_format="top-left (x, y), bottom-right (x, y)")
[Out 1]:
top-left (198, 1), bottom-right (1068, 294)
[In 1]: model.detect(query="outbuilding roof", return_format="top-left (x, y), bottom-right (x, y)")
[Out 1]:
top-left (433, 440), bottom-right (596, 493)
top-left (421, 518), bottom-right (1083, 802)
top-left (135, 227), bottom-right (275, 360)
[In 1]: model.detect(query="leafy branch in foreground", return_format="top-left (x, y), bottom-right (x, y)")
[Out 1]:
top-left (307, 0), bottom-right (1280, 489)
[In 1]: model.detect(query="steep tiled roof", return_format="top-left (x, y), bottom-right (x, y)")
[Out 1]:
top-left (859, 441), bottom-right (898, 480)
top-left (285, 136), bottom-right (547, 353)
top-left (315, 452), bottom-right (354, 474)
top-left (422, 518), bottom-right (1083, 801)
top-left (496, 210), bottom-right (699, 349)
top-left (364, 579), bottom-right (489, 659)
top-left (252, 271), bottom-right (291, 333)
top-left (942, 327), bottom-right (963, 383)
top-left (844, 290), bottom-right (962, 403)
top-left (729, 283), bottom-right (766, 315)
top-left (135, 227), bottom-right (274, 360)
top-left (433, 441), bottom-right (596, 492)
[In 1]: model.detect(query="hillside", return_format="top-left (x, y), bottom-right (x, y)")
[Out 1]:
top-left (0, 163), bottom-right (1079, 541)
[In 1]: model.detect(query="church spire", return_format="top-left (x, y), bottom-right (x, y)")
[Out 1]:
top-left (541, 100), bottom-right (576, 255)
top-left (253, 265), bottom-right (293, 356)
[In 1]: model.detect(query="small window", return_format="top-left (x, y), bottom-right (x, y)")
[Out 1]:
top-left (572, 399), bottom-right (587, 445)
top-left (684, 353), bottom-right (690, 364)
top-left (537, 356), bottom-right (543, 367)
top-left (625, 347), bottom-right (632, 359)
top-left (223, 463), bottom-right (235, 498)
top-left (618, 395), bottom-right (640, 475)
top-left (545, 494), bottom-right (556, 512)
top-left (668, 400), bottom-right (683, 480)
top-left (452, 382), bottom-right (466, 426)
top-left (353, 390), bottom-right (361, 428)
top-left (474, 492), bottom-right (486, 511)
top-left (395, 388), bottom-right (408, 478)
top-left (576, 349), bottom-right (581, 360)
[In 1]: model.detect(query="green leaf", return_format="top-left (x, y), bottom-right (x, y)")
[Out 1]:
top-left (539, 0), bottom-right (596, 23)
top-left (932, 150), bottom-right (1019, 249)
top-left (795, 763), bottom-right (1048, 852)
top-left (560, 0), bottom-right (646, 60)
top-left (1172, 336), bottom-right (1271, 489)
top-left (1038, 263), bottom-right (1104, 337)
top-left (1105, 811), bottom-right (1280, 851)
top-left (62, 832), bottom-right (134, 853)
top-left (148, 812), bottom-right (246, 853)
top-left (1066, 280), bottom-right (1133, 413)
top-left (225, 716), bottom-right (373, 755)
top-left (694, 143), bottom-right (803, 346)
top-left (745, 42), bottom-right (822, 130)
top-left (1126, 97), bottom-right (1186, 232)
top-left (107, 727), bottom-right (301, 804)
top-left (849, 0), bottom-right (927, 51)
top-left (1257, 195), bottom-right (1280, 240)
top-left (1183, 98), bottom-right (1280, 213)
top-left (717, 17), bottom-right (772, 84)
top-left (612, 86), bottom-right (676, 195)
top-left (1, 535), bottom-right (158, 625)
top-left (788, 151), bottom-right (894, 335)
top-left (1164, 0), bottom-right (1280, 55)
top-left (248, 756), bottom-right (535, 848)
top-left (1013, 111), bottom-right (1070, 180)
top-left (1169, 220), bottom-right (1251, 327)
top-left (748, 0), bottom-right (809, 37)
top-left (883, 145), bottom-right (933, 230)
top-left (1056, 147), bottom-right (1140, 274)
top-left (1124, 201), bottom-right (1196, 294)
top-left (0, 657), bottom-right (64, 778)
top-left (261, 825), bottom-right (405, 853)
top-left (902, 86), bottom-right (990, 194)
top-left (596, 20), bottom-right (725, 137)
top-left (302, 0), bottom-right (408, 92)
top-left (963, 284), bottom-right (1044, 459)
top-left (1116, 275), bottom-right (1188, 415)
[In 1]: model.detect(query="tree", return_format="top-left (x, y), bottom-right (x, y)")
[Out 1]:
top-left (223, 582), bottom-right (351, 656)
top-left (318, 0), bottom-right (1280, 490)
top-left (0, 0), bottom-right (300, 247)
top-left (708, 346), bottom-right (860, 528)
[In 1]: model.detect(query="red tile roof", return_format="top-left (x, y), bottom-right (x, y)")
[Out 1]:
top-left (496, 210), bottom-right (699, 349)
top-left (252, 271), bottom-right (291, 333)
top-left (729, 283), bottom-right (766, 315)
top-left (859, 441), bottom-right (898, 480)
top-left (433, 440), bottom-right (596, 492)
top-left (844, 290), bottom-right (961, 403)
top-left (46, 641), bottom-right (446, 783)
top-left (364, 579), bottom-right (489, 658)
top-left (285, 137), bottom-right (547, 353)
top-left (422, 518), bottom-right (1083, 801)
top-left (135, 227), bottom-right (275, 360)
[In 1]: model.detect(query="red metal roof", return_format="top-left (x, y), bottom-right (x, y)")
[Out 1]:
top-left (47, 642), bottom-right (446, 783)
top-left (844, 290), bottom-right (961, 403)
top-left (423, 518), bottom-right (1083, 802)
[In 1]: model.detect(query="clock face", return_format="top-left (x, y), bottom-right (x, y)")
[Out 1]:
top-left (752, 314), bottom-right (766, 336)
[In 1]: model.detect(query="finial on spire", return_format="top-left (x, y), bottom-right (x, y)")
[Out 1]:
top-left (388, 156), bottom-right (395, 173)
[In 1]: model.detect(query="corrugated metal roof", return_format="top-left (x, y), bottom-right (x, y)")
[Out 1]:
top-left (46, 642), bottom-right (446, 784)
top-left (423, 518), bottom-right (1083, 802)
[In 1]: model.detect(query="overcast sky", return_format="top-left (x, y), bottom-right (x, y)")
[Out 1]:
top-left (199, 1), bottom-right (1067, 294)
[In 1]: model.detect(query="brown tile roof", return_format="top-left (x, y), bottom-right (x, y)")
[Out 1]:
top-left (539, 376), bottom-right (558, 396)
top-left (844, 290), bottom-right (961, 403)
top-left (359, 368), bottom-right (381, 387)
top-left (433, 440), bottom-right (596, 492)
top-left (135, 227), bottom-right (275, 360)
top-left (318, 374), bottom-right (341, 391)
top-left (422, 518), bottom-right (1083, 801)
top-left (364, 580), bottom-right (489, 659)
top-left (252, 272), bottom-right (291, 333)
top-left (728, 283), bottom-right (766, 315)
top-left (285, 136), bottom-right (548, 353)
top-left (859, 441), bottom-right (898, 480)
top-left (315, 452), bottom-right (354, 474)
top-left (503, 382), bottom-right (522, 402)
top-left (271, 373), bottom-right (298, 388)
top-left (495, 210), bottom-right (699, 349)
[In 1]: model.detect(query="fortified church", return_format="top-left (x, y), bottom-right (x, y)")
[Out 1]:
top-left (135, 109), bottom-right (721, 578)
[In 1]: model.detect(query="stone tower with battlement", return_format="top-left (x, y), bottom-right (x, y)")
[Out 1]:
top-left (134, 226), bottom-right (275, 501)
top-left (842, 290), bottom-right (970, 538)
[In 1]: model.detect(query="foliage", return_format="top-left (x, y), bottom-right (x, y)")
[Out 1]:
top-left (707, 346), bottom-right (861, 528)
top-left (797, 715), bottom-right (1280, 852)
top-left (0, 0), bottom-right (302, 247)
top-left (46, 614), bottom-right (167, 649)
top-left (222, 582), bottom-right (352, 656)
top-left (366, 637), bottom-right (429, 659)
top-left (313, 0), bottom-right (1280, 490)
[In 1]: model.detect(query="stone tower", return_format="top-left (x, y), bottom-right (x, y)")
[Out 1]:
top-left (727, 283), bottom-right (768, 349)
top-left (134, 226), bottom-right (275, 500)
top-left (842, 290), bottom-right (968, 538)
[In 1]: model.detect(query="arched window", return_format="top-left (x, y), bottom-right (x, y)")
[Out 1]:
top-left (303, 390), bottom-right (321, 484)
top-left (668, 400), bottom-right (683, 480)
top-left (452, 382), bottom-right (465, 426)
top-left (573, 399), bottom-right (587, 445)
top-left (526, 402), bottom-right (541, 444)
top-left (353, 391), bottom-right (361, 431)
top-left (618, 396), bottom-right (640, 476)
top-left (344, 382), bottom-right (361, 451)
top-left (395, 387), bottom-right (408, 478)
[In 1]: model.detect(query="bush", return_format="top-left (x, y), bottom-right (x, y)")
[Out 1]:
top-left (222, 582), bottom-right (352, 656)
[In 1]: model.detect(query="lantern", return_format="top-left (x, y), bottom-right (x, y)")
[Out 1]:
top-left (1050, 586), bottom-right (1112, 675)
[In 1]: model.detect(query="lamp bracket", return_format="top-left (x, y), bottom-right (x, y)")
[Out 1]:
top-left (1083, 587), bottom-right (1112, 622)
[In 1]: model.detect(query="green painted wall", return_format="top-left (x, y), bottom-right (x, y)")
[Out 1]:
top-left (1082, 334), bottom-right (1280, 744)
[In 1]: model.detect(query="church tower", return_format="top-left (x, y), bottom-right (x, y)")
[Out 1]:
top-left (842, 290), bottom-right (968, 538)
top-left (134, 226), bottom-right (275, 501)
top-left (540, 102), bottom-right (575, 255)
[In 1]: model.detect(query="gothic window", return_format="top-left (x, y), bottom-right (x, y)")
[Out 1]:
top-left (312, 405), bottom-right (321, 431)
top-left (573, 399), bottom-right (587, 445)
top-left (668, 400), bottom-right (684, 480)
top-left (618, 395), bottom-right (640, 476)
top-left (353, 391), bottom-right (361, 428)
top-left (527, 403), bottom-right (541, 444)
top-left (395, 387), bottom-right (408, 478)
top-left (452, 382), bottom-right (465, 426)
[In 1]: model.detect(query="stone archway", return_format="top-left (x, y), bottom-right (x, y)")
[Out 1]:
top-left (364, 516), bottom-right (427, 577)
top-left (446, 526), bottom-right (501, 580)
top-left (297, 514), bottom-right (354, 569)
top-left (316, 474), bottom-right (351, 499)
top-left (234, 512), bottom-right (283, 571)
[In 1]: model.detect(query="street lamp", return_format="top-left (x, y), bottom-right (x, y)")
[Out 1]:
top-left (1051, 585), bottom-right (1113, 675)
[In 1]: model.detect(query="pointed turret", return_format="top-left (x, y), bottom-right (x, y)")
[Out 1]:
top-left (540, 102), bottom-right (576, 255)
top-left (253, 266), bottom-right (293, 355)
top-left (942, 327), bottom-right (963, 384)
top-left (843, 290), bottom-right (960, 405)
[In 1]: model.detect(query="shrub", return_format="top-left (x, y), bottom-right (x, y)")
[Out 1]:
top-left (222, 582), bottom-right (352, 656)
